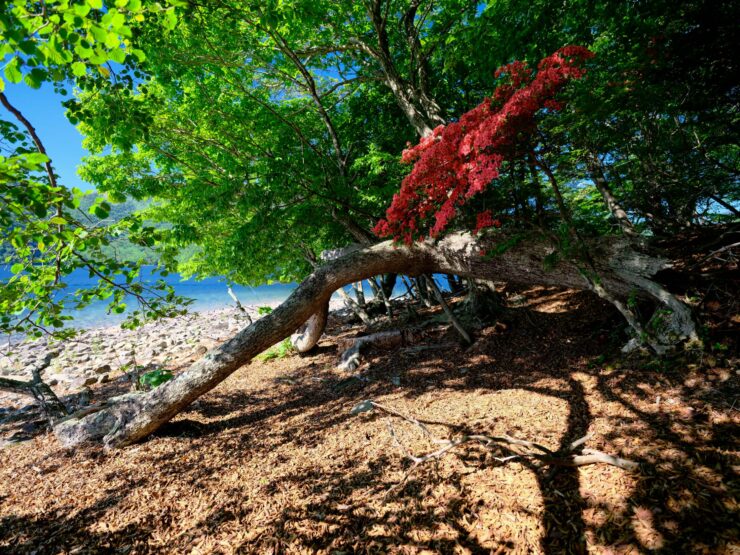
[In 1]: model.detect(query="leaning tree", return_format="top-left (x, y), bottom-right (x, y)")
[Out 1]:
top-left (0, 0), bottom-right (736, 446)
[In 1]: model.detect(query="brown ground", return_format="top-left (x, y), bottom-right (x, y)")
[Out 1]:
top-left (0, 287), bottom-right (738, 554)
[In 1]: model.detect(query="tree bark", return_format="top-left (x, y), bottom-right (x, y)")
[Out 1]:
top-left (381, 273), bottom-right (398, 298)
top-left (336, 287), bottom-right (373, 326)
top-left (0, 353), bottom-right (68, 423)
top-left (54, 231), bottom-right (696, 448)
top-left (352, 282), bottom-right (367, 307)
top-left (587, 153), bottom-right (637, 237)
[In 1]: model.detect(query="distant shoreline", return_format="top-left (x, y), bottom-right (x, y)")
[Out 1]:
top-left (0, 298), bottom-right (348, 408)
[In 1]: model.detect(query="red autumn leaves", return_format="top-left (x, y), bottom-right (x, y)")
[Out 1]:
top-left (374, 46), bottom-right (593, 244)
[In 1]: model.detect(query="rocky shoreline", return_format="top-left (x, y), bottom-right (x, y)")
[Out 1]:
top-left (0, 300), bottom-right (343, 412)
top-left (0, 296), bottom-right (354, 447)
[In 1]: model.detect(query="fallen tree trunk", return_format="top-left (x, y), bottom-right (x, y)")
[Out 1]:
top-left (54, 231), bottom-right (697, 448)
top-left (336, 330), bottom-right (422, 371)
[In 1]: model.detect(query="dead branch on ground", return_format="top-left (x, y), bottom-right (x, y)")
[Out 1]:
top-left (350, 400), bottom-right (639, 493)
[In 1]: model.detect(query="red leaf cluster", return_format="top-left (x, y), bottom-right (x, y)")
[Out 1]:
top-left (374, 46), bottom-right (593, 244)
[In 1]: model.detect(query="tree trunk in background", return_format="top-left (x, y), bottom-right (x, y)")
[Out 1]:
top-left (381, 273), bottom-right (398, 299)
top-left (401, 275), bottom-right (419, 300)
top-left (336, 287), bottom-right (373, 326)
top-left (352, 282), bottom-right (366, 308)
top-left (465, 279), bottom-right (503, 324)
top-left (369, 276), bottom-right (394, 317)
top-left (55, 232), bottom-right (697, 448)
top-left (415, 276), bottom-right (434, 307)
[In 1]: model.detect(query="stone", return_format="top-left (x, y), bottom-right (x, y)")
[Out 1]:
top-left (70, 376), bottom-right (98, 389)
top-left (97, 374), bottom-right (110, 384)
top-left (93, 364), bottom-right (111, 375)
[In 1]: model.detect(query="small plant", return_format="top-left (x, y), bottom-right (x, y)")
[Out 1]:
top-left (91, 338), bottom-right (103, 355)
top-left (588, 354), bottom-right (607, 369)
top-left (256, 338), bottom-right (293, 361)
top-left (648, 308), bottom-right (673, 331)
top-left (139, 368), bottom-right (174, 389)
top-left (627, 289), bottom-right (639, 309)
top-left (542, 251), bottom-right (560, 272)
top-left (257, 306), bottom-right (273, 315)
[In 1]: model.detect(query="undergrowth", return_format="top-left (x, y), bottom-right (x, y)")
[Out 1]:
top-left (256, 337), bottom-right (294, 361)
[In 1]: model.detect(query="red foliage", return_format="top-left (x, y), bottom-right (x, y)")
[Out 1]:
top-left (473, 210), bottom-right (501, 235)
top-left (374, 46), bottom-right (593, 244)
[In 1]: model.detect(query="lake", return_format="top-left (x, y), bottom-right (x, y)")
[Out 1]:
top-left (0, 266), bottom-right (416, 330)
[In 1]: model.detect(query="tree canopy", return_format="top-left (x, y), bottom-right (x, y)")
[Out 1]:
top-left (1, 0), bottom-right (738, 339)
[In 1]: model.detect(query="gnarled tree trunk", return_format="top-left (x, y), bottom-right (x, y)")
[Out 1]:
top-left (54, 231), bottom-right (696, 448)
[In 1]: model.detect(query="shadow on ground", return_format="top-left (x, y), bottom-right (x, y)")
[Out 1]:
top-left (0, 288), bottom-right (737, 553)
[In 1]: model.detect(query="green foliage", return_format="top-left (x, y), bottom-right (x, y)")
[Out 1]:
top-left (139, 368), bottom-right (174, 389)
top-left (0, 0), bottom-right (192, 339)
top-left (1, 0), bottom-right (736, 342)
top-left (256, 338), bottom-right (293, 361)
top-left (256, 306), bottom-right (273, 316)
top-left (481, 233), bottom-right (525, 259)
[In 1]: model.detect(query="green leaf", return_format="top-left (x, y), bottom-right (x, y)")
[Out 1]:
top-left (74, 3), bottom-right (92, 16)
top-left (4, 58), bottom-right (22, 84)
top-left (87, 0), bottom-right (103, 9)
top-left (109, 48), bottom-right (126, 64)
top-left (90, 26), bottom-right (107, 43)
top-left (93, 205), bottom-right (110, 219)
top-left (24, 73), bottom-right (42, 89)
top-left (131, 49), bottom-right (147, 62)
top-left (10, 263), bottom-right (23, 274)
top-left (71, 61), bottom-right (87, 77)
top-left (163, 9), bottom-right (177, 30)
top-left (49, 216), bottom-right (68, 225)
top-left (26, 152), bottom-right (50, 165)
top-left (105, 33), bottom-right (120, 49)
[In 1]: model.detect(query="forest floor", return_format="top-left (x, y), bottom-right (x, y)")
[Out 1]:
top-left (0, 285), bottom-right (738, 554)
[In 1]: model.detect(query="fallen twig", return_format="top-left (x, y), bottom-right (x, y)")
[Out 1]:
top-left (350, 400), bottom-right (640, 493)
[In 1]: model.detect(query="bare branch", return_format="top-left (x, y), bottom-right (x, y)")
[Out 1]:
top-left (354, 400), bottom-right (639, 492)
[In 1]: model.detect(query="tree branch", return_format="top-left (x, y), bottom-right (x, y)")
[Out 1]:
top-left (351, 400), bottom-right (639, 493)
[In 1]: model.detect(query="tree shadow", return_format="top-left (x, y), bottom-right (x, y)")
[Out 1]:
top-left (2, 288), bottom-right (736, 552)
top-left (0, 489), bottom-right (152, 554)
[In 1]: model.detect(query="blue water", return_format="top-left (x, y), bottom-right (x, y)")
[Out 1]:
top-left (0, 266), bottom-right (427, 329)
top-left (0, 266), bottom-right (298, 329)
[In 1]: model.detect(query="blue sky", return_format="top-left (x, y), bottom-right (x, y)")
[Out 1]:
top-left (3, 82), bottom-right (94, 191)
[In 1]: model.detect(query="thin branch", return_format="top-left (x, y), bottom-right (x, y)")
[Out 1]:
top-left (354, 400), bottom-right (639, 493)
top-left (0, 92), bottom-right (65, 282)
top-left (425, 275), bottom-right (471, 344)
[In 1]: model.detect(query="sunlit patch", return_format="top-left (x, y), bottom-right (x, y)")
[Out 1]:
top-left (631, 506), bottom-right (665, 549)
